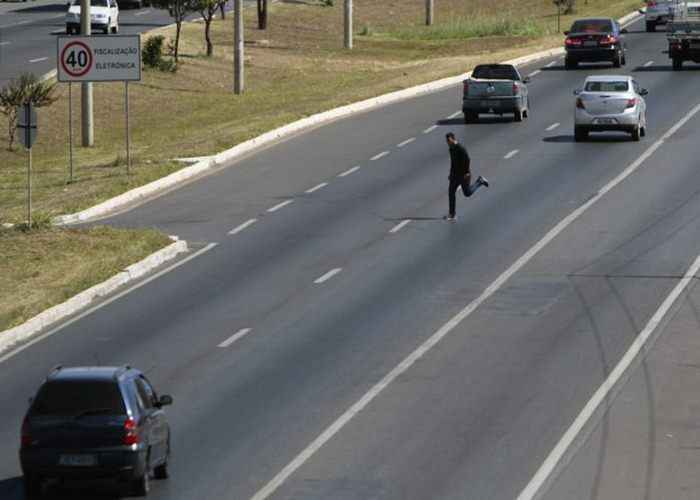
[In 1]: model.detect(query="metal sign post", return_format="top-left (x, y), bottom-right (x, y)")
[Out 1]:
top-left (68, 82), bottom-right (74, 183)
top-left (17, 104), bottom-right (38, 226)
top-left (125, 81), bottom-right (131, 175)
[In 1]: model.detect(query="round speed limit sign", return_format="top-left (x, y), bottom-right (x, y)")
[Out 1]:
top-left (60, 41), bottom-right (93, 78)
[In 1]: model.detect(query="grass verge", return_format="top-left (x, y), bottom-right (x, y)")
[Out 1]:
top-left (0, 226), bottom-right (172, 332)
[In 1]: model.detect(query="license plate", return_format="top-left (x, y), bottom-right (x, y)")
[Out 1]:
top-left (59, 454), bottom-right (97, 467)
top-left (595, 118), bottom-right (616, 124)
top-left (481, 100), bottom-right (499, 107)
top-left (584, 41), bottom-right (598, 47)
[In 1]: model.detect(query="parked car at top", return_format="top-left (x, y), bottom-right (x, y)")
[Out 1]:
top-left (65, 0), bottom-right (119, 35)
top-left (20, 366), bottom-right (173, 498)
top-left (666, 0), bottom-right (700, 69)
top-left (462, 64), bottom-right (531, 123)
top-left (564, 18), bottom-right (628, 69)
top-left (573, 75), bottom-right (648, 142)
top-left (641, 0), bottom-right (679, 31)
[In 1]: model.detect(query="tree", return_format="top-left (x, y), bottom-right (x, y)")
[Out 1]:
top-left (257, 0), bottom-right (268, 30)
top-left (151, 0), bottom-right (195, 63)
top-left (0, 73), bottom-right (57, 151)
top-left (195, 0), bottom-right (226, 56)
top-left (553, 0), bottom-right (576, 15)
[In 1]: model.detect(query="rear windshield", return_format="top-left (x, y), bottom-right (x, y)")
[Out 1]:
top-left (570, 20), bottom-right (613, 33)
top-left (71, 0), bottom-right (109, 6)
top-left (472, 66), bottom-right (518, 80)
top-left (584, 81), bottom-right (629, 92)
top-left (30, 381), bottom-right (126, 417)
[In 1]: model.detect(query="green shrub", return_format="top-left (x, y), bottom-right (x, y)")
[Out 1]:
top-left (142, 36), bottom-right (177, 72)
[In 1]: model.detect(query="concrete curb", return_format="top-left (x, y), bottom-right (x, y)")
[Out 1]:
top-left (0, 237), bottom-right (188, 355)
top-left (53, 10), bottom-right (642, 225)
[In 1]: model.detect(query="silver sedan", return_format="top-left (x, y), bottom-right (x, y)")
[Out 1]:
top-left (574, 75), bottom-right (648, 142)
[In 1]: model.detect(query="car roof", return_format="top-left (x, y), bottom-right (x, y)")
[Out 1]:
top-left (47, 366), bottom-right (137, 383)
top-left (584, 75), bottom-right (631, 82)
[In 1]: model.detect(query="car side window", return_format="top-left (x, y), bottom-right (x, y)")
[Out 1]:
top-left (632, 80), bottom-right (640, 94)
top-left (135, 378), bottom-right (155, 409)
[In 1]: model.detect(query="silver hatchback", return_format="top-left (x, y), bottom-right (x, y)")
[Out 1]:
top-left (573, 75), bottom-right (648, 142)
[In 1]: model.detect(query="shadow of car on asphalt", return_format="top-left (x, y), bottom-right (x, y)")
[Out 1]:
top-left (543, 134), bottom-right (636, 143)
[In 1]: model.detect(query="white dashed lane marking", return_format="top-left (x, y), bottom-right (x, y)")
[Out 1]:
top-left (29, 57), bottom-right (48, 63)
top-left (228, 218), bottom-right (257, 236)
top-left (644, 60), bottom-right (654, 67)
top-left (267, 200), bottom-right (294, 213)
top-left (314, 268), bottom-right (342, 284)
top-left (397, 138), bottom-right (416, 148)
top-left (546, 122), bottom-right (560, 131)
top-left (389, 220), bottom-right (411, 233)
top-left (370, 151), bottom-right (390, 161)
top-left (423, 125), bottom-right (438, 134)
top-left (339, 166), bottom-right (360, 177)
top-left (528, 70), bottom-right (541, 77)
top-left (447, 111), bottom-right (462, 119)
top-left (504, 149), bottom-right (519, 159)
top-left (0, 42), bottom-right (10, 47)
top-left (218, 328), bottom-right (252, 348)
top-left (305, 182), bottom-right (328, 194)
top-left (546, 61), bottom-right (556, 67)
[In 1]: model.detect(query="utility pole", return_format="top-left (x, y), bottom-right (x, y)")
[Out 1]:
top-left (234, 0), bottom-right (244, 94)
top-left (426, 0), bottom-right (434, 26)
top-left (344, 0), bottom-right (353, 49)
top-left (80, 0), bottom-right (94, 146)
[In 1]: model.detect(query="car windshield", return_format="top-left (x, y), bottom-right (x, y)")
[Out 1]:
top-left (570, 20), bottom-right (613, 33)
top-left (30, 381), bottom-right (125, 417)
top-left (472, 66), bottom-right (518, 80)
top-left (72, 0), bottom-right (110, 6)
top-left (584, 81), bottom-right (629, 92)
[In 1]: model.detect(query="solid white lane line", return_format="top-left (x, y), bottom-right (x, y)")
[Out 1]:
top-left (546, 122), bottom-right (560, 132)
top-left (504, 149), bottom-right (519, 159)
top-left (528, 70), bottom-right (541, 77)
top-left (389, 220), bottom-right (411, 233)
top-left (517, 254), bottom-right (700, 500)
top-left (314, 268), bottom-right (342, 284)
top-left (228, 218), bottom-right (257, 236)
top-left (397, 138), bottom-right (416, 148)
top-left (370, 151), bottom-right (390, 161)
top-left (29, 57), bottom-right (48, 63)
top-left (305, 182), bottom-right (328, 194)
top-left (338, 166), bottom-right (360, 177)
top-left (248, 101), bottom-right (700, 500)
top-left (644, 60), bottom-right (654, 67)
top-left (423, 125), bottom-right (438, 134)
top-left (267, 200), bottom-right (294, 213)
top-left (0, 242), bottom-right (219, 364)
top-left (447, 111), bottom-right (462, 119)
top-left (218, 328), bottom-right (252, 348)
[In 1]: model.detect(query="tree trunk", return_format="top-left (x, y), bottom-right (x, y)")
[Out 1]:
top-left (205, 17), bottom-right (213, 56)
top-left (174, 21), bottom-right (181, 63)
top-left (7, 111), bottom-right (16, 151)
top-left (219, 1), bottom-right (225, 19)
top-left (257, 0), bottom-right (267, 30)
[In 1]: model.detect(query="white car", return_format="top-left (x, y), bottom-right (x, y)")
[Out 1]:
top-left (573, 75), bottom-right (648, 142)
top-left (66, 0), bottom-right (119, 35)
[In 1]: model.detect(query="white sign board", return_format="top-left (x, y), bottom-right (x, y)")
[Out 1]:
top-left (57, 35), bottom-right (141, 82)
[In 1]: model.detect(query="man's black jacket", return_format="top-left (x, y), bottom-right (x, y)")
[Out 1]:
top-left (449, 142), bottom-right (471, 180)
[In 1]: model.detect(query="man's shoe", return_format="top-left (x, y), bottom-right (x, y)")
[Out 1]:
top-left (478, 176), bottom-right (489, 188)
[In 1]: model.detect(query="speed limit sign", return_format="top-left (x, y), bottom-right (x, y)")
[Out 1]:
top-left (60, 41), bottom-right (93, 78)
top-left (57, 36), bottom-right (140, 82)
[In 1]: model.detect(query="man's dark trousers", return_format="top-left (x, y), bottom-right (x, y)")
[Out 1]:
top-left (449, 176), bottom-right (483, 217)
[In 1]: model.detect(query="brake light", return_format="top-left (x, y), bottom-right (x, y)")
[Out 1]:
top-left (576, 98), bottom-right (585, 109)
top-left (599, 35), bottom-right (618, 45)
top-left (565, 37), bottom-right (582, 46)
top-left (512, 82), bottom-right (518, 94)
top-left (647, 1), bottom-right (656, 6)
top-left (123, 417), bottom-right (140, 445)
top-left (21, 418), bottom-right (32, 448)
top-left (625, 98), bottom-right (637, 109)
top-left (463, 81), bottom-right (469, 94)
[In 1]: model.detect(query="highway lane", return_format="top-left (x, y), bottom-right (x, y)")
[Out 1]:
top-left (0, 0), bottom-right (239, 85)
top-left (2, 15), bottom-right (700, 500)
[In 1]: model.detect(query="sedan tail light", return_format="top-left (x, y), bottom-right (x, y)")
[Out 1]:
top-left (123, 417), bottom-right (140, 445)
top-left (599, 35), bottom-right (618, 45)
top-left (565, 37), bottom-right (583, 47)
top-left (21, 418), bottom-right (32, 448)
top-left (463, 81), bottom-right (469, 94)
top-left (647, 0), bottom-right (656, 6)
top-left (625, 98), bottom-right (637, 109)
top-left (576, 98), bottom-right (585, 109)
top-left (512, 82), bottom-right (518, 95)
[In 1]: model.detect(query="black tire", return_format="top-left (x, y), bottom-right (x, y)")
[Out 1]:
top-left (154, 461), bottom-right (169, 480)
top-left (613, 52), bottom-right (622, 68)
top-left (464, 111), bottom-right (478, 124)
top-left (23, 474), bottom-right (42, 499)
top-left (673, 57), bottom-right (683, 71)
top-left (514, 108), bottom-right (523, 122)
top-left (574, 127), bottom-right (588, 142)
top-left (132, 472), bottom-right (150, 497)
top-left (646, 21), bottom-right (656, 32)
top-left (564, 58), bottom-right (578, 70)
top-left (631, 126), bottom-right (641, 142)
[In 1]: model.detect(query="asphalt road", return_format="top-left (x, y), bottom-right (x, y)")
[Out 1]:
top-left (2, 14), bottom-right (700, 500)
top-left (0, 0), bottom-right (240, 85)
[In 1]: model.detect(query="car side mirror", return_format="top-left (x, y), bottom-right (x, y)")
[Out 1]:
top-left (640, 88), bottom-right (648, 96)
top-left (638, 9), bottom-right (645, 14)
top-left (621, 28), bottom-right (629, 34)
top-left (522, 76), bottom-right (531, 84)
top-left (157, 395), bottom-right (173, 407)
top-left (563, 30), bottom-right (570, 35)
top-left (573, 89), bottom-right (581, 95)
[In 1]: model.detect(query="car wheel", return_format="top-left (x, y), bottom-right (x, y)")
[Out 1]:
top-left (622, 54), bottom-right (627, 66)
top-left (564, 58), bottom-right (575, 70)
top-left (673, 58), bottom-right (683, 71)
top-left (514, 108), bottom-right (523, 122)
top-left (132, 471), bottom-right (150, 497)
top-left (631, 126), bottom-right (641, 142)
top-left (646, 21), bottom-right (656, 32)
top-left (464, 111), bottom-right (478, 124)
top-left (111, 23), bottom-right (118, 34)
top-left (154, 461), bottom-right (169, 480)
top-left (574, 127), bottom-right (588, 142)
top-left (613, 52), bottom-right (622, 68)
top-left (24, 474), bottom-right (42, 499)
